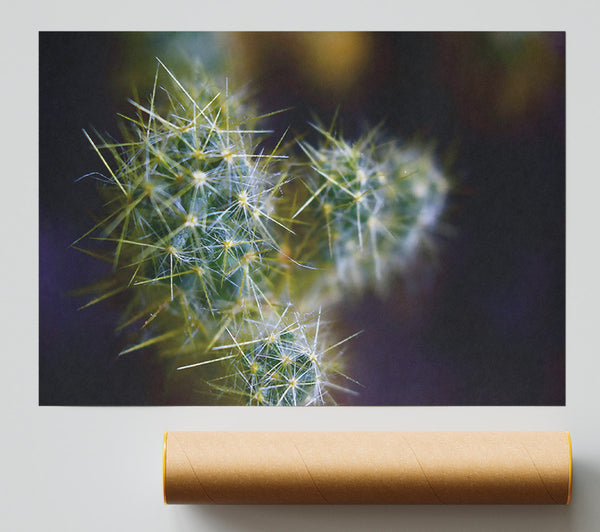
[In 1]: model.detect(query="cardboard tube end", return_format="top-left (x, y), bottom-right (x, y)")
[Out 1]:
top-left (567, 431), bottom-right (573, 505)
top-left (163, 431), bottom-right (168, 505)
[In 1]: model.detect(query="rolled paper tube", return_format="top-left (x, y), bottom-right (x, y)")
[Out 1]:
top-left (163, 431), bottom-right (572, 505)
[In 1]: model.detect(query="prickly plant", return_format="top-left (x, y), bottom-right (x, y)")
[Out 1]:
top-left (76, 60), bottom-right (449, 405)
top-left (289, 124), bottom-right (449, 301)
top-left (76, 61), bottom-right (359, 405)
top-left (184, 304), bottom-right (358, 406)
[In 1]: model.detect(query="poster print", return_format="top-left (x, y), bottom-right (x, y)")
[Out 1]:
top-left (39, 32), bottom-right (565, 405)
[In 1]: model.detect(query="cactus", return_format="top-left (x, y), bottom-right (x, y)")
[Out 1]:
top-left (288, 124), bottom-right (449, 302)
top-left (76, 60), bottom-right (448, 405)
top-left (191, 304), bottom-right (356, 406)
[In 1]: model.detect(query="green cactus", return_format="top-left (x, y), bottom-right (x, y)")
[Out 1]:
top-left (289, 124), bottom-right (449, 302)
top-left (76, 60), bottom-right (448, 405)
top-left (187, 304), bottom-right (356, 406)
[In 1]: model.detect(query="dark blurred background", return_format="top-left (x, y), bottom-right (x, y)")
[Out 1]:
top-left (39, 32), bottom-right (565, 405)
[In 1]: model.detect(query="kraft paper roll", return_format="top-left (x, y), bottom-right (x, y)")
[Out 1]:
top-left (163, 431), bottom-right (572, 505)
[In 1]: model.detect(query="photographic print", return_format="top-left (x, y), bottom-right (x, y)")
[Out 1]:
top-left (39, 32), bottom-right (565, 405)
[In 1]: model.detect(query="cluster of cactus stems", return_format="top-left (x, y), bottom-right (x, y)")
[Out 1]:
top-left (76, 60), bottom-right (448, 405)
